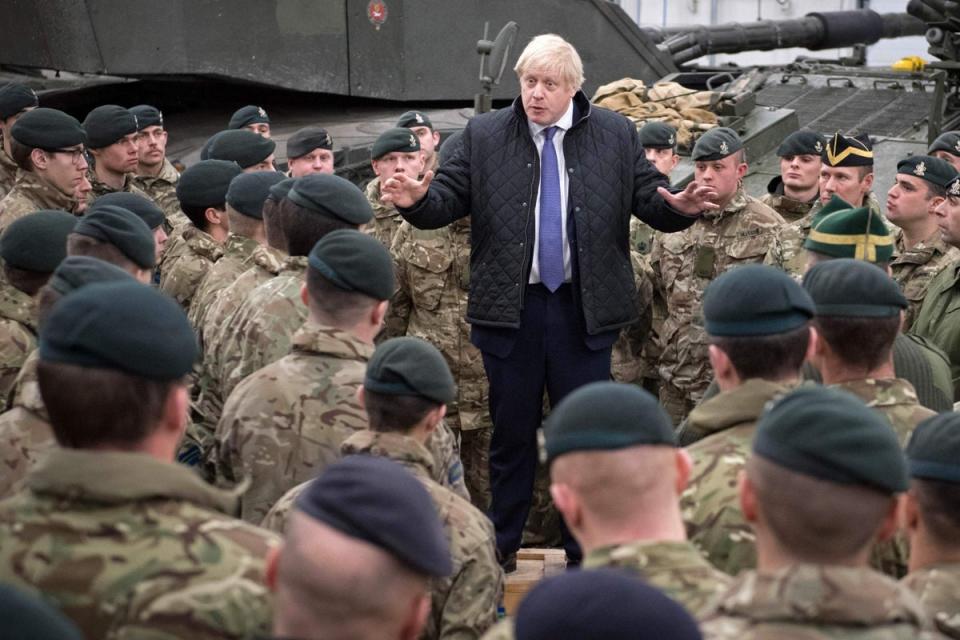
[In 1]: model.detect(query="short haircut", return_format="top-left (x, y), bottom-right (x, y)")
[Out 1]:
top-left (10, 138), bottom-right (35, 172)
top-left (66, 233), bottom-right (141, 276)
top-left (180, 203), bottom-right (222, 232)
top-left (262, 201), bottom-right (288, 252)
top-left (363, 387), bottom-right (440, 433)
top-left (34, 284), bottom-right (62, 327)
top-left (305, 269), bottom-right (379, 328)
top-left (226, 205), bottom-right (262, 239)
top-left (275, 197), bottom-right (354, 257)
top-left (514, 34), bottom-right (584, 91)
top-left (38, 360), bottom-right (177, 449)
top-left (2, 263), bottom-right (50, 296)
top-left (709, 324), bottom-right (810, 381)
top-left (857, 165), bottom-right (874, 180)
top-left (814, 315), bottom-right (900, 370)
top-left (748, 456), bottom-right (894, 562)
top-left (926, 182), bottom-right (947, 199)
top-left (912, 478), bottom-right (960, 548)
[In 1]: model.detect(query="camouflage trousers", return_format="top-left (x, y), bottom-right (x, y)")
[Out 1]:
top-left (522, 456), bottom-right (562, 547)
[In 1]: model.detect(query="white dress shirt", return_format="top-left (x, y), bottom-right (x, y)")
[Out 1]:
top-left (528, 100), bottom-right (574, 284)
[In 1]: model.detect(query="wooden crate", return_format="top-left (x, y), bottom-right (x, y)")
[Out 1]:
top-left (502, 548), bottom-right (567, 616)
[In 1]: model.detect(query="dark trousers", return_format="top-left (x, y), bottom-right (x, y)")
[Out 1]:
top-left (478, 284), bottom-right (612, 561)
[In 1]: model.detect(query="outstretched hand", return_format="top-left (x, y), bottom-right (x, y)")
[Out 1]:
top-left (380, 170), bottom-right (435, 209)
top-left (658, 181), bottom-right (719, 216)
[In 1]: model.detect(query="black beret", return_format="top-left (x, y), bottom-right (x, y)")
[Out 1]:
top-left (929, 131), bottom-right (960, 158)
top-left (754, 386), bottom-right (908, 494)
top-left (48, 256), bottom-right (134, 296)
top-left (372, 127), bottom-right (420, 159)
top-left (40, 280), bottom-right (198, 380)
top-left (268, 177), bottom-right (296, 203)
top-left (897, 154), bottom-right (957, 188)
top-left (176, 159), bottom-right (243, 209)
top-left (515, 569), bottom-right (702, 640)
top-left (83, 105), bottom-right (138, 149)
top-left (396, 110), bottom-right (433, 130)
top-left (0, 210), bottom-right (75, 273)
top-left (228, 105), bottom-right (270, 129)
top-left (704, 264), bottom-right (814, 337)
top-left (638, 121), bottom-right (677, 149)
top-left (777, 129), bottom-right (825, 157)
top-left (91, 192), bottom-right (165, 230)
top-left (803, 258), bottom-right (906, 318)
top-left (227, 171), bottom-right (285, 219)
top-left (823, 132), bottom-right (873, 167)
top-left (294, 455), bottom-right (452, 577)
top-left (287, 174), bottom-right (373, 224)
top-left (286, 126), bottom-right (333, 158)
top-left (199, 130), bottom-right (227, 161)
top-left (365, 337), bottom-right (454, 405)
top-left (544, 381), bottom-right (674, 462)
top-left (309, 228), bottom-right (395, 300)
top-left (73, 205), bottom-right (156, 269)
top-left (0, 83), bottom-right (38, 120)
top-left (906, 413), bottom-right (960, 483)
top-left (948, 174), bottom-right (960, 199)
top-left (0, 584), bottom-right (84, 640)
top-left (208, 129), bottom-right (276, 169)
top-left (692, 127), bottom-right (742, 161)
top-left (129, 104), bottom-right (163, 129)
top-left (10, 108), bottom-right (85, 149)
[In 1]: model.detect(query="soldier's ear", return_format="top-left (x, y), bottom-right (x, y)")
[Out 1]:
top-left (400, 593), bottom-right (432, 640)
top-left (674, 448), bottom-right (692, 495)
top-left (803, 325), bottom-right (819, 364)
top-left (738, 470), bottom-right (758, 524)
top-left (875, 495), bottom-right (902, 543)
top-left (264, 544), bottom-right (282, 592)
top-left (300, 282), bottom-right (308, 307)
top-left (550, 482), bottom-right (580, 529)
top-left (356, 386), bottom-right (366, 409)
top-left (371, 299), bottom-right (389, 329)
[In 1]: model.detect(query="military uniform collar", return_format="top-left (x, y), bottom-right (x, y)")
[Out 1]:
top-left (583, 539), bottom-right (715, 572)
top-left (831, 377), bottom-right (920, 409)
top-left (223, 233), bottom-right (260, 258)
top-left (28, 448), bottom-right (243, 514)
top-left (291, 322), bottom-right (374, 362)
top-left (182, 225), bottom-right (225, 261)
top-left (686, 379), bottom-right (794, 437)
top-left (11, 170), bottom-right (79, 212)
top-left (339, 430), bottom-right (436, 481)
top-left (0, 270), bottom-right (37, 330)
top-left (703, 186), bottom-right (749, 220)
top-left (892, 227), bottom-right (953, 265)
top-left (251, 244), bottom-right (287, 275)
top-left (279, 255), bottom-right (309, 276)
top-left (366, 177), bottom-right (399, 219)
top-left (88, 168), bottom-right (137, 196)
top-left (0, 145), bottom-right (18, 173)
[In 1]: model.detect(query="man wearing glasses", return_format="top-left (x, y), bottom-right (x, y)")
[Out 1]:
top-left (0, 108), bottom-right (88, 233)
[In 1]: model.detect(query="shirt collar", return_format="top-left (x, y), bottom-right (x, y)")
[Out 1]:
top-left (528, 99), bottom-right (575, 139)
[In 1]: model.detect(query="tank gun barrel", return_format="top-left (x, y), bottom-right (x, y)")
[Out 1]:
top-left (652, 10), bottom-right (925, 65)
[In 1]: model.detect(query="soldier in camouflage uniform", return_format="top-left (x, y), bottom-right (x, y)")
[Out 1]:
top-left (366, 127), bottom-right (425, 250)
top-left (650, 127), bottom-right (784, 423)
top-left (0, 84), bottom-right (38, 198)
top-left (929, 130), bottom-right (960, 174)
top-left (0, 280), bottom-right (279, 640)
top-left (285, 126), bottom-right (335, 177)
top-left (129, 104), bottom-right (187, 230)
top-left (901, 414), bottom-right (960, 639)
top-left (758, 129), bottom-right (822, 222)
top-left (82, 105), bottom-right (156, 204)
top-left (397, 110), bottom-right (441, 174)
top-left (682, 265), bottom-right (815, 576)
top-left (699, 387), bottom-right (939, 639)
top-left (886, 154), bottom-right (959, 329)
top-left (159, 159), bottom-right (241, 310)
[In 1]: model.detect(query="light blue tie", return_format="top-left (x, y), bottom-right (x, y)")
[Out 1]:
top-left (538, 126), bottom-right (564, 291)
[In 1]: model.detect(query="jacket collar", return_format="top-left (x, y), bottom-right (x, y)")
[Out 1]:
top-left (511, 90), bottom-right (592, 132)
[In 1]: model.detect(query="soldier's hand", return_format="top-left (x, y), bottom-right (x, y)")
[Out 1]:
top-left (381, 170), bottom-right (434, 208)
top-left (659, 181), bottom-right (719, 216)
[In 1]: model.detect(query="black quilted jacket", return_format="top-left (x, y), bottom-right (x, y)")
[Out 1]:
top-left (399, 91), bottom-right (696, 335)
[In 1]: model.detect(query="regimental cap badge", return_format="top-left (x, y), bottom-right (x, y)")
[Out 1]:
top-left (324, 133), bottom-right (332, 147)
top-left (132, 114), bottom-right (139, 130)
top-left (914, 161), bottom-right (927, 177)
top-left (719, 140), bottom-right (729, 154)
top-left (950, 179), bottom-right (960, 196)
top-left (257, 107), bottom-right (267, 119)
top-left (814, 140), bottom-right (823, 153)
top-left (954, 138), bottom-right (960, 154)
top-left (415, 112), bottom-right (424, 124)
top-left (409, 134), bottom-right (417, 148)
top-left (667, 134), bottom-right (675, 145)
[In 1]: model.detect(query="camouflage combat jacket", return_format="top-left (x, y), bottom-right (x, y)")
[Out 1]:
top-left (911, 260), bottom-right (960, 400)
top-left (365, 176), bottom-right (403, 250)
top-left (158, 225), bottom-right (224, 311)
top-left (0, 171), bottom-right (80, 234)
top-left (700, 564), bottom-right (942, 639)
top-left (385, 220), bottom-right (490, 432)
top-left (0, 350), bottom-right (50, 498)
top-left (0, 448), bottom-right (279, 640)
top-left (903, 562), bottom-right (960, 639)
top-left (759, 177), bottom-right (817, 223)
top-left (87, 169), bottom-right (150, 203)
top-left (0, 147), bottom-right (17, 199)
top-left (188, 233), bottom-right (261, 334)
top-left (651, 188), bottom-right (784, 407)
top-left (682, 379), bottom-right (794, 576)
top-left (0, 274), bottom-right (36, 413)
top-left (611, 248), bottom-right (654, 385)
top-left (132, 158), bottom-right (187, 231)
top-left (891, 229), bottom-right (958, 331)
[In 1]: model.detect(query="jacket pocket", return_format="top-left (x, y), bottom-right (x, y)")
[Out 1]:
top-left (401, 243), bottom-right (453, 311)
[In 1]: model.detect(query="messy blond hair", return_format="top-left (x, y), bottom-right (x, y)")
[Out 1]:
top-left (514, 34), bottom-right (584, 91)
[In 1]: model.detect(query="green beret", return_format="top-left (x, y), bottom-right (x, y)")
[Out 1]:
top-left (777, 129), bottom-right (824, 157)
top-left (897, 154), bottom-right (957, 188)
top-left (802, 258), bottom-right (907, 318)
top-left (807, 194), bottom-right (852, 229)
top-left (226, 171), bottom-right (285, 219)
top-left (48, 256), bottom-right (134, 296)
top-left (176, 159), bottom-right (243, 208)
top-left (287, 174), bottom-right (373, 224)
top-left (0, 210), bottom-right (75, 273)
top-left (308, 229), bottom-right (395, 300)
top-left (199, 130), bottom-right (227, 161)
top-left (39, 281), bottom-right (198, 381)
top-left (396, 110), bottom-right (433, 130)
top-left (929, 131), bottom-right (960, 158)
top-left (823, 132), bottom-right (873, 167)
top-left (91, 192), bottom-right (165, 230)
top-left (638, 121), bottom-right (677, 149)
top-left (754, 386), bottom-right (907, 494)
top-left (0, 83), bottom-right (38, 120)
top-left (365, 336), bottom-right (455, 405)
top-left (268, 177), bottom-right (296, 202)
top-left (704, 264), bottom-right (814, 337)
top-left (692, 127), bottom-right (742, 161)
top-left (83, 105), bottom-right (138, 149)
top-left (372, 127), bottom-right (420, 160)
top-left (228, 105), bottom-right (270, 129)
top-left (208, 129), bottom-right (276, 169)
top-left (544, 381), bottom-right (674, 463)
top-left (287, 126), bottom-right (333, 158)
top-left (129, 104), bottom-right (163, 129)
top-left (10, 108), bottom-right (85, 149)
top-left (804, 203), bottom-right (892, 263)
top-left (907, 413), bottom-right (960, 483)
top-left (73, 205), bottom-right (156, 269)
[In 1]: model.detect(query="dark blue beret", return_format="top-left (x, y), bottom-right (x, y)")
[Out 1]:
top-left (129, 104), bottom-right (163, 129)
top-left (91, 192), bottom-right (165, 230)
top-left (227, 171), bottom-right (285, 219)
top-left (309, 229), bottom-right (395, 301)
top-left (0, 83), bottom-right (38, 120)
top-left (10, 108), bottom-right (85, 149)
top-left (83, 105), bottom-right (138, 149)
top-left (208, 129), bottom-right (275, 169)
top-left (73, 205), bottom-right (156, 269)
top-left (287, 174), bottom-right (373, 224)
top-left (228, 105), bottom-right (270, 129)
top-left (0, 210), bottom-right (75, 273)
top-left (515, 568), bottom-right (702, 640)
top-left (907, 413), bottom-right (960, 483)
top-left (294, 455), bottom-right (452, 576)
top-left (704, 264), bottom-right (814, 336)
top-left (803, 258), bottom-right (907, 318)
top-left (286, 126), bottom-right (333, 158)
top-left (0, 584), bottom-right (83, 640)
top-left (48, 256), bottom-right (134, 296)
top-left (365, 337), bottom-right (454, 405)
top-left (639, 121), bottom-right (677, 149)
top-left (544, 381), bottom-right (674, 462)
top-left (176, 159), bottom-right (243, 208)
top-left (40, 281), bottom-right (198, 380)
top-left (777, 129), bottom-right (824, 157)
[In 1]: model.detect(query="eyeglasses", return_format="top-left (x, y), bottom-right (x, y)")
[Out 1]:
top-left (45, 147), bottom-right (87, 164)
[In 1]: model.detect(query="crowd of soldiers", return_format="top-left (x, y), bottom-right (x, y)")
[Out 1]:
top-left (0, 66), bottom-right (959, 640)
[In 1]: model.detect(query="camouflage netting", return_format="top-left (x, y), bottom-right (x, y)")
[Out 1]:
top-left (592, 78), bottom-right (720, 150)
